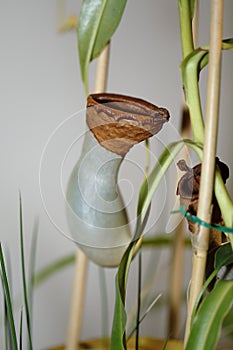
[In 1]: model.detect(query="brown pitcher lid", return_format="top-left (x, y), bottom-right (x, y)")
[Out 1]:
top-left (86, 93), bottom-right (170, 156)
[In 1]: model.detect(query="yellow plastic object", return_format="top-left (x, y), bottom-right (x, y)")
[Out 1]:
top-left (47, 337), bottom-right (184, 350)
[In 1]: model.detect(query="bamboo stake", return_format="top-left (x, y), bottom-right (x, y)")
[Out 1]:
top-left (94, 44), bottom-right (110, 93)
top-left (168, 2), bottom-right (199, 337)
top-left (184, 0), bottom-right (223, 344)
top-left (192, 0), bottom-right (199, 48)
top-left (66, 250), bottom-right (88, 350)
top-left (66, 43), bottom-right (110, 350)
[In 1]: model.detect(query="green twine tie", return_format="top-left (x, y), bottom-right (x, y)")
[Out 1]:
top-left (172, 206), bottom-right (233, 234)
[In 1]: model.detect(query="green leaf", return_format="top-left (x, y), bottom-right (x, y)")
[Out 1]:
top-left (78, 0), bottom-right (127, 93)
top-left (190, 243), bottom-right (233, 326)
top-left (110, 241), bottom-right (134, 349)
top-left (222, 306), bottom-right (233, 339)
top-left (201, 38), bottom-right (233, 51)
top-left (180, 38), bottom-right (233, 144)
top-left (111, 141), bottom-right (185, 349)
top-left (222, 38), bottom-right (233, 50)
top-left (138, 141), bottom-right (184, 222)
top-left (0, 244), bottom-right (18, 350)
top-left (1, 248), bottom-right (12, 350)
top-left (178, 0), bottom-right (195, 57)
top-left (19, 194), bottom-right (33, 350)
top-left (215, 243), bottom-right (233, 271)
top-left (186, 280), bottom-right (233, 350)
top-left (91, 0), bottom-right (127, 60)
top-left (180, 49), bottom-right (207, 142)
top-left (181, 39), bottom-right (233, 84)
top-left (19, 309), bottom-right (23, 350)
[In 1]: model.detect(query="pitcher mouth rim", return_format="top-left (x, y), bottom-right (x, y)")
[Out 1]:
top-left (87, 92), bottom-right (170, 121)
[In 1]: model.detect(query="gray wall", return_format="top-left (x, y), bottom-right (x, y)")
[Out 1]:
top-left (1, 1), bottom-right (233, 348)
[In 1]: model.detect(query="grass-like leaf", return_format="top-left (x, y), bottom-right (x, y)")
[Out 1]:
top-left (78, 0), bottom-right (127, 93)
top-left (138, 141), bottom-right (184, 223)
top-left (127, 293), bottom-right (162, 341)
top-left (3, 294), bottom-right (9, 350)
top-left (186, 280), bottom-right (233, 350)
top-left (19, 194), bottom-right (33, 350)
top-left (110, 141), bottom-right (185, 349)
top-left (0, 243), bottom-right (18, 350)
top-left (19, 308), bottom-right (23, 350)
top-left (1, 251), bottom-right (12, 350)
top-left (110, 239), bottom-right (136, 350)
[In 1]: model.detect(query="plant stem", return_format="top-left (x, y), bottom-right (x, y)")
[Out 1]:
top-left (178, 0), bottom-right (194, 57)
top-left (184, 0), bottom-right (224, 344)
top-left (179, 0), bottom-right (205, 143)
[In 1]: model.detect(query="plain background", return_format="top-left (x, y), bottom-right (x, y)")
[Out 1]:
top-left (1, 1), bottom-right (233, 349)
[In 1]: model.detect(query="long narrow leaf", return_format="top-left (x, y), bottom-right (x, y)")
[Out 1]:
top-left (110, 240), bottom-right (136, 350)
top-left (127, 293), bottom-right (162, 340)
top-left (111, 141), bottom-right (185, 349)
top-left (19, 309), bottom-right (23, 350)
top-left (110, 209), bottom-right (151, 349)
top-left (19, 194), bottom-right (33, 350)
top-left (138, 141), bottom-right (184, 222)
top-left (78, 0), bottom-right (127, 93)
top-left (186, 280), bottom-right (233, 350)
top-left (2, 276), bottom-right (10, 350)
top-left (0, 244), bottom-right (18, 350)
top-left (1, 247), bottom-right (13, 350)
